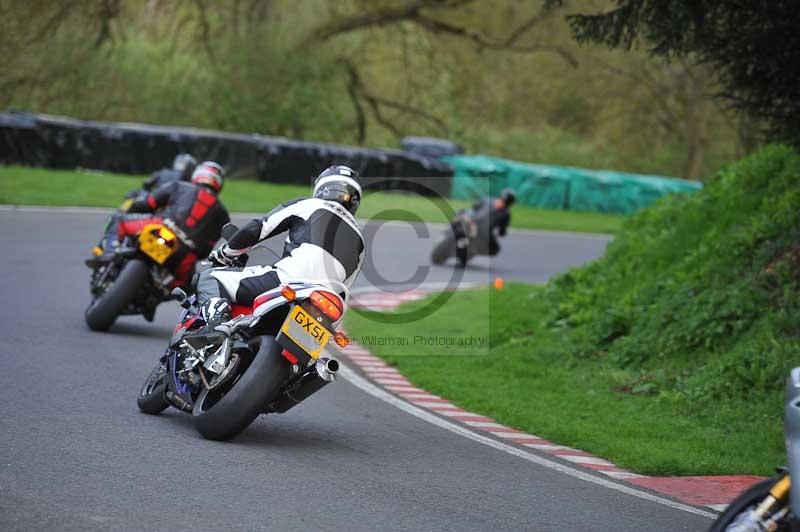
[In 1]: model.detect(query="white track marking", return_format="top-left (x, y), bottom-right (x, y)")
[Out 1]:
top-left (398, 393), bottom-right (441, 400)
top-left (338, 364), bottom-right (716, 519)
top-left (603, 471), bottom-right (647, 480)
top-left (464, 421), bottom-right (509, 429)
top-left (435, 410), bottom-right (484, 418)
top-left (707, 504), bottom-right (728, 512)
top-left (363, 367), bottom-right (401, 374)
top-left (524, 443), bottom-right (571, 451)
top-left (489, 431), bottom-right (543, 440)
top-left (373, 377), bottom-right (410, 385)
top-left (412, 400), bottom-right (455, 408)
top-left (384, 385), bottom-right (420, 392)
top-left (559, 455), bottom-right (615, 466)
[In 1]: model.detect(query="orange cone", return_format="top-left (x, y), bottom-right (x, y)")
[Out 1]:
top-left (494, 277), bottom-right (505, 290)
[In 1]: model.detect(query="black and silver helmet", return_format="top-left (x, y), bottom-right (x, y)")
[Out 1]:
top-left (313, 165), bottom-right (362, 215)
top-left (173, 153), bottom-right (198, 179)
top-left (500, 188), bottom-right (516, 208)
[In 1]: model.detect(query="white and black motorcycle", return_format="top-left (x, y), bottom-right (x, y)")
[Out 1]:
top-left (137, 224), bottom-right (350, 441)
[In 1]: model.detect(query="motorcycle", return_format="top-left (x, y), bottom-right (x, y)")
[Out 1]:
top-left (431, 209), bottom-right (482, 267)
top-left (136, 224), bottom-right (350, 441)
top-left (708, 367), bottom-right (800, 531)
top-left (85, 218), bottom-right (193, 331)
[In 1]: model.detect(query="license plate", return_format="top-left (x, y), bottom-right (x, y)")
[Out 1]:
top-left (138, 224), bottom-right (176, 265)
top-left (280, 306), bottom-right (331, 360)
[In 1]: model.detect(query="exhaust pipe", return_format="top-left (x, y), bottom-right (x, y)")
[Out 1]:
top-left (316, 358), bottom-right (339, 382)
top-left (267, 357), bottom-right (339, 414)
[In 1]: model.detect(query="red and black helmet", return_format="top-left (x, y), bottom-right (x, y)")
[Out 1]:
top-left (191, 161), bottom-right (224, 192)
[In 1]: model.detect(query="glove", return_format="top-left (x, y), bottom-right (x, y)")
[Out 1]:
top-left (208, 246), bottom-right (236, 267)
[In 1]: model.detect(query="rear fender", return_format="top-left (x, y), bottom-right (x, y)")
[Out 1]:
top-left (251, 283), bottom-right (347, 329)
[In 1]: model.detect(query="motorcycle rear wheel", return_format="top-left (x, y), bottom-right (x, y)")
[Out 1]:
top-left (192, 336), bottom-right (290, 441)
top-left (431, 236), bottom-right (455, 265)
top-left (85, 259), bottom-right (149, 332)
top-left (137, 362), bottom-right (169, 415)
top-left (707, 476), bottom-right (791, 531)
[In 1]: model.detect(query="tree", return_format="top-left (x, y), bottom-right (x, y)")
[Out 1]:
top-left (305, 0), bottom-right (578, 144)
top-left (548, 0), bottom-right (800, 144)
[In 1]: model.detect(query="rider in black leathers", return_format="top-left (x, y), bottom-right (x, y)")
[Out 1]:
top-left (194, 165), bottom-right (365, 332)
top-left (469, 188), bottom-right (515, 256)
top-left (89, 162), bottom-right (230, 287)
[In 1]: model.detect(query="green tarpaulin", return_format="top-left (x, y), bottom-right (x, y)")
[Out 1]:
top-left (443, 155), bottom-right (702, 214)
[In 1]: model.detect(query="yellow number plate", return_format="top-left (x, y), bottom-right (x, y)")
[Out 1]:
top-left (138, 224), bottom-right (176, 265)
top-left (281, 306), bottom-right (331, 360)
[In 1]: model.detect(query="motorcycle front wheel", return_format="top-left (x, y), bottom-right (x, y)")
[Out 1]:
top-left (192, 336), bottom-right (290, 441)
top-left (708, 476), bottom-right (792, 531)
top-left (137, 362), bottom-right (169, 415)
top-left (431, 235), bottom-right (455, 265)
top-left (85, 259), bottom-right (149, 331)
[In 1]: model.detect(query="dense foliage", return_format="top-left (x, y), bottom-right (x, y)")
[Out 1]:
top-left (550, 145), bottom-right (800, 401)
top-left (554, 0), bottom-right (800, 145)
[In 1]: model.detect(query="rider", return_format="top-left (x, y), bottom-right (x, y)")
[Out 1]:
top-left (471, 188), bottom-right (515, 256)
top-left (91, 161), bottom-right (230, 287)
top-left (143, 153), bottom-right (198, 191)
top-left (195, 165), bottom-right (365, 330)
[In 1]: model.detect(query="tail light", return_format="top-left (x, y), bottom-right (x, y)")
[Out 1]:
top-left (156, 226), bottom-right (177, 247)
top-left (310, 290), bottom-right (344, 321)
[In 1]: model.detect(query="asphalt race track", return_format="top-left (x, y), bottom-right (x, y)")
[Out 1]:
top-left (0, 207), bottom-right (711, 531)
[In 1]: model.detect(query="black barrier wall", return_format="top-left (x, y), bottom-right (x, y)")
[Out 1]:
top-left (0, 111), bottom-right (453, 196)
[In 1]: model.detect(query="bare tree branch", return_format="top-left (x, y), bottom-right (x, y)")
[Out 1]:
top-left (94, 0), bottom-right (121, 48)
top-left (193, 0), bottom-right (216, 61)
top-left (307, 0), bottom-right (576, 67)
top-left (341, 60), bottom-right (367, 144)
top-left (411, 15), bottom-right (578, 66)
top-left (339, 58), bottom-right (449, 139)
top-left (24, 2), bottom-right (76, 47)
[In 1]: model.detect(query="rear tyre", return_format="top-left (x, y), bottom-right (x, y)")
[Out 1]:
top-left (192, 336), bottom-right (290, 441)
top-left (456, 243), bottom-right (471, 268)
top-left (85, 259), bottom-right (149, 331)
top-left (707, 477), bottom-right (789, 531)
top-left (137, 362), bottom-right (169, 415)
top-left (431, 236), bottom-right (455, 265)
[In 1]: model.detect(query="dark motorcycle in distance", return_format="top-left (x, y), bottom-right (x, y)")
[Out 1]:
top-left (431, 209), bottom-right (487, 267)
top-left (85, 220), bottom-right (192, 331)
top-left (707, 367), bottom-right (800, 531)
top-left (137, 224), bottom-right (351, 441)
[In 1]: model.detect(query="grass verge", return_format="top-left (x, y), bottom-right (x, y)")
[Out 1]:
top-left (345, 284), bottom-right (783, 476)
top-left (0, 165), bottom-right (623, 233)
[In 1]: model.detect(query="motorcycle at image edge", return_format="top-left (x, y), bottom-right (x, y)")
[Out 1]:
top-left (431, 209), bottom-right (481, 267)
top-left (707, 367), bottom-right (800, 531)
top-left (85, 217), bottom-right (192, 332)
top-left (136, 224), bottom-right (350, 441)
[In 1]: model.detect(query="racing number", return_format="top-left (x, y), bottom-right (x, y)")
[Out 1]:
top-left (294, 311), bottom-right (325, 341)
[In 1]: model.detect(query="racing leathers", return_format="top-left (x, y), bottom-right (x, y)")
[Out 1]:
top-left (99, 181), bottom-right (229, 286)
top-left (470, 197), bottom-right (511, 255)
top-left (197, 197), bottom-right (365, 310)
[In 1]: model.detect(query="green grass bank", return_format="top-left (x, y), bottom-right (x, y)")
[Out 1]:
top-left (346, 145), bottom-right (800, 475)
